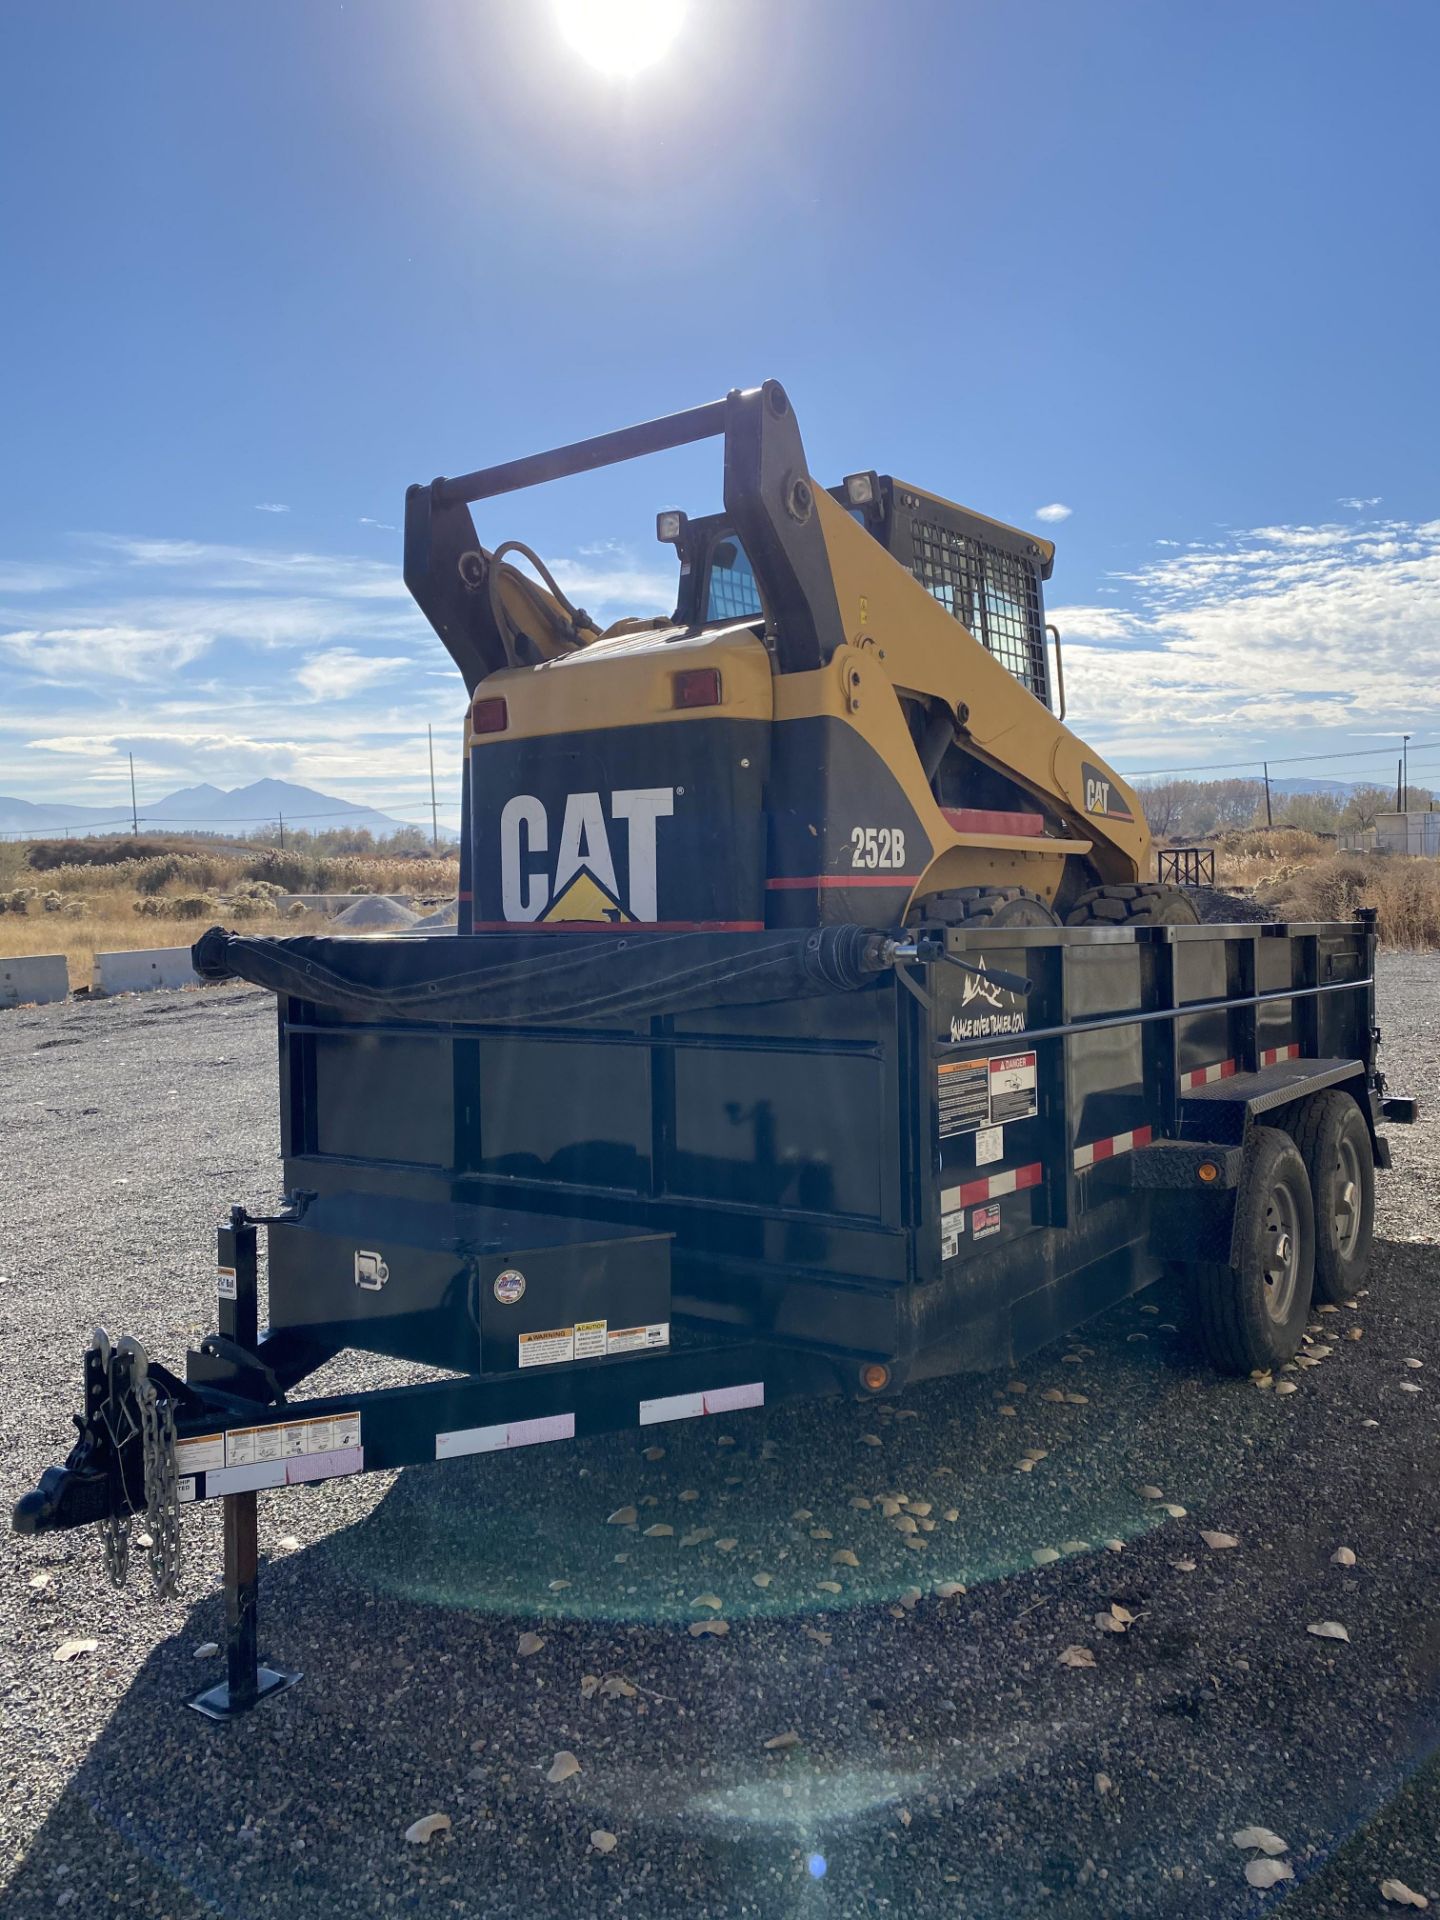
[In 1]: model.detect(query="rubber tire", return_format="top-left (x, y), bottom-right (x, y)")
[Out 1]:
top-left (1190, 1125), bottom-right (1316, 1374)
top-left (1290, 1090), bottom-right (1374, 1302)
top-left (1066, 884), bottom-right (1201, 927)
top-left (909, 886), bottom-right (1060, 930)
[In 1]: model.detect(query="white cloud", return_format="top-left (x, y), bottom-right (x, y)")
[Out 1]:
top-left (359, 517), bottom-right (397, 531)
top-left (1338, 495), bottom-right (1381, 511)
top-left (1062, 515), bottom-right (1440, 770)
top-left (254, 502), bottom-right (290, 513)
top-left (295, 648), bottom-right (415, 701)
top-left (1035, 502), bottom-right (1073, 524)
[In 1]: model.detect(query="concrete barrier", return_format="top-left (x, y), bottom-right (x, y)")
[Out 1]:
top-left (94, 946), bottom-right (200, 996)
top-left (0, 953), bottom-right (70, 1009)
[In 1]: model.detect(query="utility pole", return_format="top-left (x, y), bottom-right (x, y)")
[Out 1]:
top-left (278, 812), bottom-right (285, 851)
top-left (1396, 761), bottom-right (1403, 813)
top-left (428, 725), bottom-right (440, 852)
top-left (1403, 732), bottom-right (1411, 807)
top-left (1262, 761), bottom-right (1273, 828)
top-left (129, 753), bottom-right (139, 835)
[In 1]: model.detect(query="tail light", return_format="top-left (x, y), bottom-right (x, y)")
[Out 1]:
top-left (673, 668), bottom-right (721, 710)
top-left (471, 697), bottom-right (508, 735)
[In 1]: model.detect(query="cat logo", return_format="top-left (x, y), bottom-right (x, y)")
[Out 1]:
top-left (499, 787), bottom-right (674, 923)
top-left (1080, 760), bottom-right (1135, 823)
top-left (542, 870), bottom-right (633, 924)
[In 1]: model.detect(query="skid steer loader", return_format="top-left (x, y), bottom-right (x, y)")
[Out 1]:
top-left (404, 381), bottom-right (1196, 933)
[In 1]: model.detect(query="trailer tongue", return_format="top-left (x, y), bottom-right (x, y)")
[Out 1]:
top-left (12, 911), bottom-right (1412, 1718)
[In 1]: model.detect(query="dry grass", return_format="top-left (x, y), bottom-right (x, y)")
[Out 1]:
top-left (0, 903), bottom-right (329, 991)
top-left (1210, 828), bottom-right (1329, 890)
top-left (32, 850), bottom-right (459, 897)
top-left (1256, 854), bottom-right (1440, 949)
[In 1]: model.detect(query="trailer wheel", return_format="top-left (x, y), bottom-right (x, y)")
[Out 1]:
top-left (1190, 1125), bottom-right (1315, 1374)
top-left (1066, 884), bottom-right (1201, 927)
top-left (909, 886), bottom-right (1060, 929)
top-left (1290, 1090), bottom-right (1374, 1301)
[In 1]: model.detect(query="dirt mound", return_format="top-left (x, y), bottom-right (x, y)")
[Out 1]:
top-left (332, 896), bottom-right (420, 931)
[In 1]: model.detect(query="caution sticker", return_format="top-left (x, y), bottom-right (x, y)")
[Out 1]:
top-left (217, 1265), bottom-right (237, 1301)
top-left (574, 1319), bottom-right (607, 1360)
top-left (176, 1432), bottom-right (225, 1475)
top-left (518, 1327), bottom-right (576, 1368)
top-left (973, 1203), bottom-right (1002, 1241)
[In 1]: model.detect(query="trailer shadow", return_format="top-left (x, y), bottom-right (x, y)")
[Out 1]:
top-left (7, 1242), bottom-right (1440, 1919)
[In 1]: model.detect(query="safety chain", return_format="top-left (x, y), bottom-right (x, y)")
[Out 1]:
top-left (136, 1377), bottom-right (182, 1599)
top-left (100, 1508), bottom-right (130, 1589)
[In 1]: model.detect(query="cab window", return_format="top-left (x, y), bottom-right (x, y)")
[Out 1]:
top-left (704, 537), bottom-right (762, 622)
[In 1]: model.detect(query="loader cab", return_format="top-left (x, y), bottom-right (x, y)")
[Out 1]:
top-left (668, 478), bottom-right (1056, 710)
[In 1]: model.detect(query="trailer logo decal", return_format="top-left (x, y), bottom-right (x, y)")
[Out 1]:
top-left (948, 960), bottom-right (1027, 1042)
top-left (499, 787), bottom-right (676, 922)
top-left (493, 1268), bottom-right (527, 1305)
top-left (354, 1249), bottom-right (389, 1292)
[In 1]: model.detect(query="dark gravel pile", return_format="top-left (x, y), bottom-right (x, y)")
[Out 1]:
top-left (1, 964), bottom-right (1437, 1919)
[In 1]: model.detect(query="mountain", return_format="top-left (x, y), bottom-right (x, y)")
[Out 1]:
top-left (0, 779), bottom-right (420, 839)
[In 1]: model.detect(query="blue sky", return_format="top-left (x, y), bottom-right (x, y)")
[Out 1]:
top-left (2, 0), bottom-right (1438, 830)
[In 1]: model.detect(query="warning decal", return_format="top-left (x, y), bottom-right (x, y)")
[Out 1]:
top-left (938, 1058), bottom-right (989, 1138)
top-left (973, 1203), bottom-right (1002, 1241)
top-left (939, 1050), bottom-right (1038, 1134)
top-left (518, 1327), bottom-right (576, 1368)
top-left (988, 1052), bottom-right (1038, 1123)
top-left (574, 1319), bottom-right (607, 1360)
top-left (225, 1411), bottom-right (361, 1468)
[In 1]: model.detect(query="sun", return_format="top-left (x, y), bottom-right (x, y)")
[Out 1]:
top-left (553, 0), bottom-right (687, 77)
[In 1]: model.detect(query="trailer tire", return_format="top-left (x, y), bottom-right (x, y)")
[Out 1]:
top-left (1066, 884), bottom-right (1201, 927)
top-left (909, 886), bottom-right (1060, 930)
top-left (1189, 1125), bottom-right (1315, 1374)
top-left (1290, 1090), bottom-right (1374, 1301)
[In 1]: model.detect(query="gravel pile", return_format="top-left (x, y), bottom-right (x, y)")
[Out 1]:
top-left (0, 960), bottom-right (1437, 1918)
top-left (332, 895), bottom-right (419, 931)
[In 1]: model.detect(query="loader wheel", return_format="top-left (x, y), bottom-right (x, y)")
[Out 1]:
top-left (1188, 1125), bottom-right (1315, 1374)
top-left (908, 886), bottom-right (1061, 930)
top-left (1065, 884), bottom-right (1201, 927)
top-left (1290, 1090), bottom-right (1374, 1301)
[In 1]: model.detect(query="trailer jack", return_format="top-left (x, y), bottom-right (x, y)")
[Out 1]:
top-left (13, 1214), bottom-right (302, 1721)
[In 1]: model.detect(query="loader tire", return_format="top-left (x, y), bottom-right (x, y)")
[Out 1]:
top-left (1290, 1090), bottom-right (1374, 1301)
top-left (1065, 884), bottom-right (1201, 927)
top-left (1188, 1125), bottom-right (1315, 1374)
top-left (909, 886), bottom-right (1060, 930)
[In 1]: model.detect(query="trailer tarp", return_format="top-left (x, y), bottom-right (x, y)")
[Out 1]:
top-left (191, 924), bottom-right (896, 1026)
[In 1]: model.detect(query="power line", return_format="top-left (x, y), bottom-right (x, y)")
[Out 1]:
top-left (1119, 737), bottom-right (1439, 779)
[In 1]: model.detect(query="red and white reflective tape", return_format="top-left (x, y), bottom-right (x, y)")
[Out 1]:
top-left (941, 1162), bottom-right (1043, 1213)
top-left (1180, 1058), bottom-right (1237, 1090)
top-left (1259, 1042), bottom-right (1301, 1068)
top-left (1073, 1125), bottom-right (1153, 1172)
top-left (639, 1381), bottom-right (765, 1427)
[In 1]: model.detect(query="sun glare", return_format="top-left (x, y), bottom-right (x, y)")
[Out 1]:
top-left (553, 0), bottom-right (687, 77)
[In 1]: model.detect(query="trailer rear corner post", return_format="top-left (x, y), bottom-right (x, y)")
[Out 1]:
top-left (188, 1212), bottom-right (300, 1721)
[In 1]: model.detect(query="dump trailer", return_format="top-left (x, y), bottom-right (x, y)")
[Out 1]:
top-left (11, 389), bottom-right (1417, 1722)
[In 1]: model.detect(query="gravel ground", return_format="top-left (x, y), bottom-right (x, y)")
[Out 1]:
top-left (1, 960), bottom-right (1438, 1919)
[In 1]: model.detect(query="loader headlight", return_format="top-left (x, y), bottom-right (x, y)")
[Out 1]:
top-left (656, 509), bottom-right (686, 545)
top-left (843, 471), bottom-right (878, 508)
